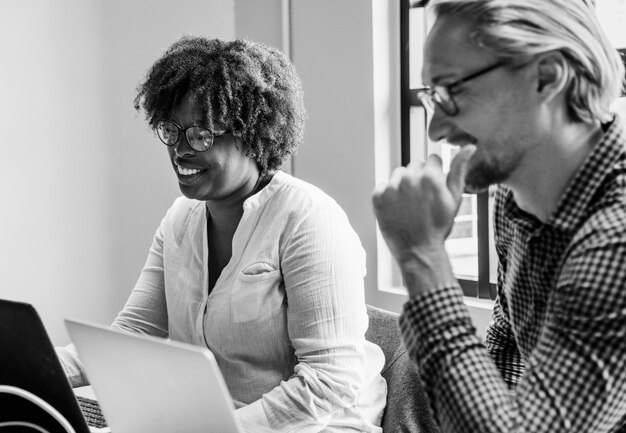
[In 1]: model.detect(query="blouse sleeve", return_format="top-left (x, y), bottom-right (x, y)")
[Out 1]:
top-left (110, 210), bottom-right (170, 337)
top-left (55, 344), bottom-right (89, 388)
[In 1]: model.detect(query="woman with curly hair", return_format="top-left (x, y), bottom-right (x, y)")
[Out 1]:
top-left (57, 36), bottom-right (386, 431)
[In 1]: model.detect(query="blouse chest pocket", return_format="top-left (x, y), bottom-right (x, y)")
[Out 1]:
top-left (231, 263), bottom-right (285, 323)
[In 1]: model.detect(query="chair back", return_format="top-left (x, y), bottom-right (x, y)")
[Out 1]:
top-left (366, 305), bottom-right (440, 433)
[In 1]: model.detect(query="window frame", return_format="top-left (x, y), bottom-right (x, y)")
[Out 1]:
top-left (400, 0), bottom-right (497, 299)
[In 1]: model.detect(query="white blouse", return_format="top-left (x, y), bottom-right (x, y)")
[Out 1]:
top-left (61, 171), bottom-right (386, 432)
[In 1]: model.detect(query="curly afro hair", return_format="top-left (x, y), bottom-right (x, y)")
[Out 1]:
top-left (134, 36), bottom-right (306, 173)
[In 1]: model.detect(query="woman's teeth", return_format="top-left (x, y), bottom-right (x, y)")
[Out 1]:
top-left (177, 166), bottom-right (202, 176)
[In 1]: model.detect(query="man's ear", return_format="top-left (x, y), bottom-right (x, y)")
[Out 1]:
top-left (535, 51), bottom-right (569, 99)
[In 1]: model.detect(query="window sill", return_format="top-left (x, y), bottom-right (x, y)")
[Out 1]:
top-left (375, 285), bottom-right (494, 337)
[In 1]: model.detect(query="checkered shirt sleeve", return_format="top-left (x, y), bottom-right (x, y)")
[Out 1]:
top-left (400, 278), bottom-right (626, 432)
top-left (483, 296), bottom-right (525, 390)
top-left (399, 118), bottom-right (626, 432)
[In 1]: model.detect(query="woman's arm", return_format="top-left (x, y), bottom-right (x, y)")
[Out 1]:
top-left (55, 344), bottom-right (88, 387)
top-left (109, 199), bottom-right (190, 337)
top-left (110, 219), bottom-right (169, 337)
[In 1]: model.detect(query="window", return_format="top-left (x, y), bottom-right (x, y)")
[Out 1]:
top-left (396, 0), bottom-right (626, 301)
top-left (399, 1), bottom-right (497, 299)
top-left (597, 1), bottom-right (626, 112)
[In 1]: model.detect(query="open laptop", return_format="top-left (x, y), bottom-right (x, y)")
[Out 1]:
top-left (0, 299), bottom-right (109, 433)
top-left (65, 318), bottom-right (246, 433)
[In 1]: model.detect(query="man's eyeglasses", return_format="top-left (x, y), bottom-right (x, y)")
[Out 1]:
top-left (156, 120), bottom-right (232, 152)
top-left (416, 62), bottom-right (506, 116)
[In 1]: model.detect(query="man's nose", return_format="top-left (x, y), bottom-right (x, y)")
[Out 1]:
top-left (427, 106), bottom-right (452, 143)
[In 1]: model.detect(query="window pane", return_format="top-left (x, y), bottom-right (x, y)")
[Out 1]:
top-left (488, 185), bottom-right (498, 285)
top-left (408, 8), bottom-right (426, 89)
top-left (409, 106), bottom-right (428, 161)
top-left (434, 143), bottom-right (479, 280)
top-left (596, 0), bottom-right (626, 49)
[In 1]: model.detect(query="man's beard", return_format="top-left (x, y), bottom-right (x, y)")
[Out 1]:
top-left (463, 157), bottom-right (513, 194)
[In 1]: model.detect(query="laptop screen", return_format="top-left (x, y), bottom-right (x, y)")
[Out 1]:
top-left (0, 299), bottom-right (91, 433)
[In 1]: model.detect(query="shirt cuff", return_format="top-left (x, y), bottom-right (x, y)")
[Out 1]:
top-left (399, 285), bottom-right (477, 370)
top-left (55, 344), bottom-right (89, 388)
top-left (236, 399), bottom-right (272, 432)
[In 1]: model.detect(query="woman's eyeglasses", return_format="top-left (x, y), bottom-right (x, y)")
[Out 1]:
top-left (156, 120), bottom-right (232, 152)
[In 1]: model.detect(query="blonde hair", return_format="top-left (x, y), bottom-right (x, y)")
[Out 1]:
top-left (430, 0), bottom-right (625, 123)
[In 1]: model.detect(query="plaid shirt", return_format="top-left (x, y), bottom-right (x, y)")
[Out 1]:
top-left (399, 117), bottom-right (626, 432)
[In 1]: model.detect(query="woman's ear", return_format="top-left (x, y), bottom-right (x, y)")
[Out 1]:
top-left (535, 51), bottom-right (569, 99)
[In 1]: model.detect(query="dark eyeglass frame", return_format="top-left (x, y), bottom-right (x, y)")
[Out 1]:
top-left (155, 119), bottom-right (232, 152)
top-left (416, 61), bottom-right (506, 116)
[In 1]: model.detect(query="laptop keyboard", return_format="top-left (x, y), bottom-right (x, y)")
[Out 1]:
top-left (76, 395), bottom-right (108, 428)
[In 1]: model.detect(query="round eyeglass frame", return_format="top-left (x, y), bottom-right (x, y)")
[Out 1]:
top-left (155, 120), bottom-right (232, 152)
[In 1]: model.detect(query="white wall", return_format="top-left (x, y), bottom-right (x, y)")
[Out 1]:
top-left (0, 0), bottom-right (235, 345)
top-left (235, 0), bottom-right (284, 49)
top-left (0, 1), bottom-right (110, 346)
top-left (289, 0), bottom-right (382, 305)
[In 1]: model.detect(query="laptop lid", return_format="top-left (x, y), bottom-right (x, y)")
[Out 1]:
top-left (0, 299), bottom-right (91, 433)
top-left (64, 318), bottom-right (244, 433)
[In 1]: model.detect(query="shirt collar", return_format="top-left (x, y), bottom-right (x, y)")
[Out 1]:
top-left (549, 116), bottom-right (625, 232)
top-left (503, 116), bottom-right (626, 234)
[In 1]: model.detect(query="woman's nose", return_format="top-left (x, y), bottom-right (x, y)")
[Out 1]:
top-left (174, 132), bottom-right (196, 157)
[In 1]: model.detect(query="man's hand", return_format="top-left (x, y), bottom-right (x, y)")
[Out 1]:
top-left (373, 145), bottom-right (476, 259)
top-left (372, 145), bottom-right (476, 294)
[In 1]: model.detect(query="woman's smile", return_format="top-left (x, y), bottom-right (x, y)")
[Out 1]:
top-left (174, 163), bottom-right (208, 185)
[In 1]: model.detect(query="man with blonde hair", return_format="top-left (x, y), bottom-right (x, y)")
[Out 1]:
top-left (373, 0), bottom-right (626, 431)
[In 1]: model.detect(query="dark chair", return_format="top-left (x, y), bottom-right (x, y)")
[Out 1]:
top-left (366, 305), bottom-right (440, 433)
